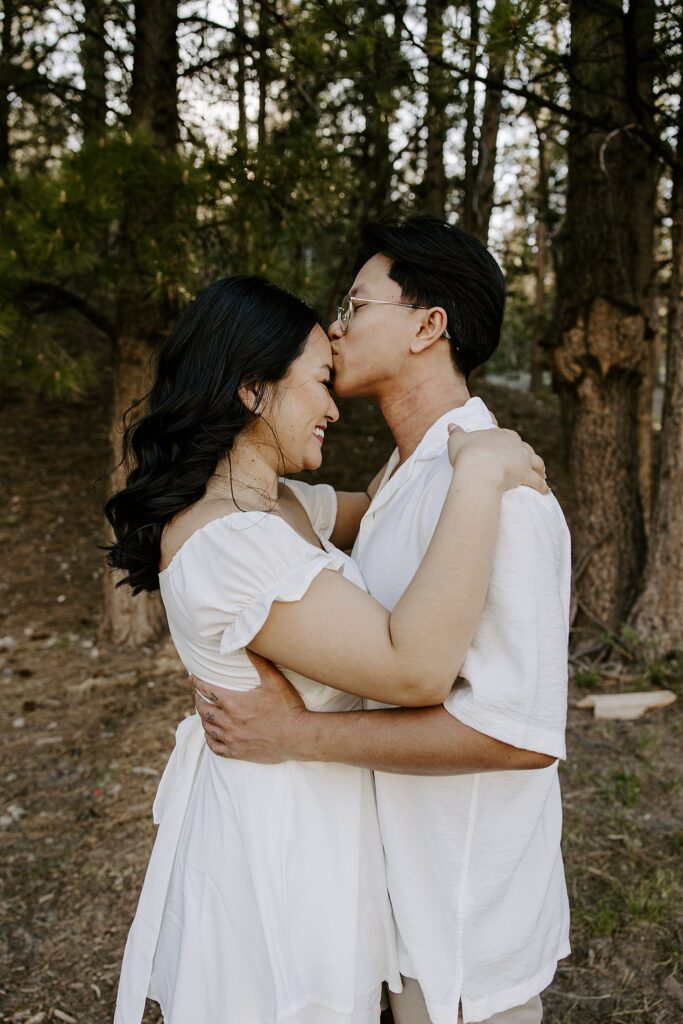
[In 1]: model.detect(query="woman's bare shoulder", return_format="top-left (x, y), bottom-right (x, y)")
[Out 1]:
top-left (160, 497), bottom-right (244, 571)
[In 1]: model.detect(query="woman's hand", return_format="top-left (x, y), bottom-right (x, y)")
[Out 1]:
top-left (447, 424), bottom-right (549, 495)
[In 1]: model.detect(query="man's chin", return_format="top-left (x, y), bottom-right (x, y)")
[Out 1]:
top-left (332, 374), bottom-right (362, 399)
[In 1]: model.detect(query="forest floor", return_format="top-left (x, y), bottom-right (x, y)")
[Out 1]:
top-left (1, 381), bottom-right (682, 1024)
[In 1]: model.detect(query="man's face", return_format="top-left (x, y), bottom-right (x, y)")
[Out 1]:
top-left (328, 253), bottom-right (419, 398)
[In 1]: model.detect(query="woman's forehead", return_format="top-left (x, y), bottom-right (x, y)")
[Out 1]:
top-left (304, 324), bottom-right (333, 360)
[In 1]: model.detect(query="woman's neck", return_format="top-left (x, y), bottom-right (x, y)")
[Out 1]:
top-left (209, 438), bottom-right (281, 508)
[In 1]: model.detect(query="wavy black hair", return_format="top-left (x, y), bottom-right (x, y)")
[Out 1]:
top-left (105, 275), bottom-right (319, 595)
top-left (357, 215), bottom-right (505, 378)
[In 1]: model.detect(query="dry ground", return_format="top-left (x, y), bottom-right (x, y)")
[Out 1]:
top-left (0, 382), bottom-right (681, 1024)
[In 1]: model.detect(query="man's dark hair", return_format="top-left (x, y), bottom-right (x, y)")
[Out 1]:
top-left (357, 215), bottom-right (505, 378)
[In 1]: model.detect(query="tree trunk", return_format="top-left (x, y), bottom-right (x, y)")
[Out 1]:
top-left (468, 0), bottom-right (512, 244)
top-left (630, 110), bottom-right (683, 656)
top-left (626, 0), bottom-right (659, 537)
top-left (531, 218), bottom-right (547, 393)
top-left (552, 0), bottom-right (657, 638)
top-left (256, 0), bottom-right (269, 162)
top-left (636, 317), bottom-right (658, 532)
top-left (101, 0), bottom-right (179, 645)
top-left (129, 0), bottom-right (179, 148)
top-left (461, 0), bottom-right (479, 234)
top-left (530, 121), bottom-right (551, 393)
top-left (360, 0), bottom-right (407, 223)
top-left (103, 334), bottom-right (167, 645)
top-left (236, 0), bottom-right (248, 154)
top-left (422, 0), bottom-right (448, 218)
top-left (80, 0), bottom-right (107, 139)
top-left (0, 0), bottom-right (16, 172)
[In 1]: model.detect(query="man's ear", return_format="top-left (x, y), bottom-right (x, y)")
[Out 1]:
top-left (409, 307), bottom-right (449, 354)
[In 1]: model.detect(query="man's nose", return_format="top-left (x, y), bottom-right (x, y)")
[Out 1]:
top-left (328, 318), bottom-right (344, 341)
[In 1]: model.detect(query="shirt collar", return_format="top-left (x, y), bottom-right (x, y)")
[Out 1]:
top-left (411, 397), bottom-right (494, 461)
top-left (371, 397), bottom-right (495, 514)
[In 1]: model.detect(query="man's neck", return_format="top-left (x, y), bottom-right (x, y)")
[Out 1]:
top-left (378, 374), bottom-right (470, 465)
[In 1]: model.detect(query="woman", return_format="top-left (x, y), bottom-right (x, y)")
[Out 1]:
top-left (106, 276), bottom-right (547, 1024)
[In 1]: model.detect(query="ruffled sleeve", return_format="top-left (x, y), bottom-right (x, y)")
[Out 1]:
top-left (165, 512), bottom-right (345, 655)
top-left (282, 479), bottom-right (338, 541)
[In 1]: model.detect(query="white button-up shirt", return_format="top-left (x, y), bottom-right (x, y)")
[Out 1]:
top-left (353, 398), bottom-right (571, 1024)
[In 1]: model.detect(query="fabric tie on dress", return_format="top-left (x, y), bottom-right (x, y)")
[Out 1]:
top-left (152, 713), bottom-right (204, 824)
top-left (114, 714), bottom-right (205, 1024)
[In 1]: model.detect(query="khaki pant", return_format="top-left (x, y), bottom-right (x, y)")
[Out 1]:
top-left (388, 976), bottom-right (543, 1024)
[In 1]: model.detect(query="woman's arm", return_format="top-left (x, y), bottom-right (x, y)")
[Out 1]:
top-left (330, 461), bottom-right (388, 550)
top-left (248, 428), bottom-right (547, 707)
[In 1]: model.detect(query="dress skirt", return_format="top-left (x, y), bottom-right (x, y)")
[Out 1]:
top-left (114, 714), bottom-right (401, 1024)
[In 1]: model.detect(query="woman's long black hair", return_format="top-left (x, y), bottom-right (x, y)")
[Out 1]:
top-left (105, 275), bottom-right (319, 595)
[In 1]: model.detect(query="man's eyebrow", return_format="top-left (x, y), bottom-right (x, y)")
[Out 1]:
top-left (350, 283), bottom-right (366, 296)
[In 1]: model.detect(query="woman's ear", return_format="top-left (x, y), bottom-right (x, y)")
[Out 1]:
top-left (237, 383), bottom-right (259, 413)
top-left (410, 307), bottom-right (449, 354)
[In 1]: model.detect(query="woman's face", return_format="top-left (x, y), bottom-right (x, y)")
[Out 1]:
top-left (259, 325), bottom-right (340, 473)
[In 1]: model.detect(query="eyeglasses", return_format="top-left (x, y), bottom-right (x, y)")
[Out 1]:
top-left (336, 293), bottom-right (451, 340)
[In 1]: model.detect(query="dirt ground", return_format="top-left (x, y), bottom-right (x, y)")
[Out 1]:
top-left (1, 381), bottom-right (681, 1024)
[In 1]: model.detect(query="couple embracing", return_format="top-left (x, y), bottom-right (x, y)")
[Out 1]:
top-left (107, 215), bottom-right (570, 1024)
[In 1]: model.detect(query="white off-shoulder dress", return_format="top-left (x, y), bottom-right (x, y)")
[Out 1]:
top-left (114, 480), bottom-right (400, 1024)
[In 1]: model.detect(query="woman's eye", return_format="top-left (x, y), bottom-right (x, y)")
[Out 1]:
top-left (322, 379), bottom-right (334, 391)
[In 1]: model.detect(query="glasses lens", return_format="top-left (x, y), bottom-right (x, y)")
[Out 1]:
top-left (340, 294), bottom-right (352, 328)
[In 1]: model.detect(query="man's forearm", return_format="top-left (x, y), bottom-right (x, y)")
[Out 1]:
top-left (291, 705), bottom-right (554, 775)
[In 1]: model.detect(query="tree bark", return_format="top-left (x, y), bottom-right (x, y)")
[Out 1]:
top-left (530, 120), bottom-right (551, 392)
top-left (80, 0), bottom-right (108, 139)
top-left (256, 0), bottom-right (269, 162)
top-left (101, 0), bottom-right (179, 645)
top-left (359, 0), bottom-right (407, 223)
top-left (461, 0), bottom-right (479, 234)
top-left (630, 107), bottom-right (683, 656)
top-left (0, 0), bottom-right (16, 172)
top-left (236, 0), bottom-right (248, 154)
top-left (552, 0), bottom-right (657, 637)
top-left (531, 218), bottom-right (547, 393)
top-left (103, 335), bottom-right (167, 645)
top-left (129, 0), bottom-right (179, 148)
top-left (422, 0), bottom-right (448, 218)
top-left (626, 0), bottom-right (659, 536)
top-left (467, 0), bottom-right (512, 243)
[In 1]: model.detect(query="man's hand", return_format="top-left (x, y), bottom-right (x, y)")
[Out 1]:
top-left (190, 652), bottom-right (308, 763)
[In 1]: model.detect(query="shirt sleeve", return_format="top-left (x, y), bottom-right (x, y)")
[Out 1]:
top-left (443, 489), bottom-right (571, 760)
top-left (168, 513), bottom-right (346, 654)
top-left (283, 479), bottom-right (338, 541)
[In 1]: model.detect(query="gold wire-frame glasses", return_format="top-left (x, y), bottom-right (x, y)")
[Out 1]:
top-left (336, 293), bottom-right (451, 340)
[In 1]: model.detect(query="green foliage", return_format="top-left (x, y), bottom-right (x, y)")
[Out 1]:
top-left (1, 0), bottom-right (677, 404)
top-left (0, 317), bottom-right (101, 400)
top-left (0, 130), bottom-right (215, 395)
top-left (3, 130), bottom-right (210, 295)
top-left (574, 668), bottom-right (600, 690)
top-left (599, 626), bottom-right (683, 690)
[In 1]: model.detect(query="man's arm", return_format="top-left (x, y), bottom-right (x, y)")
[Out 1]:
top-left (191, 656), bottom-right (555, 774)
top-left (330, 461), bottom-right (388, 550)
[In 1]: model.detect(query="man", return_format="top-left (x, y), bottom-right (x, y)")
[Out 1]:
top-left (192, 216), bottom-right (571, 1024)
